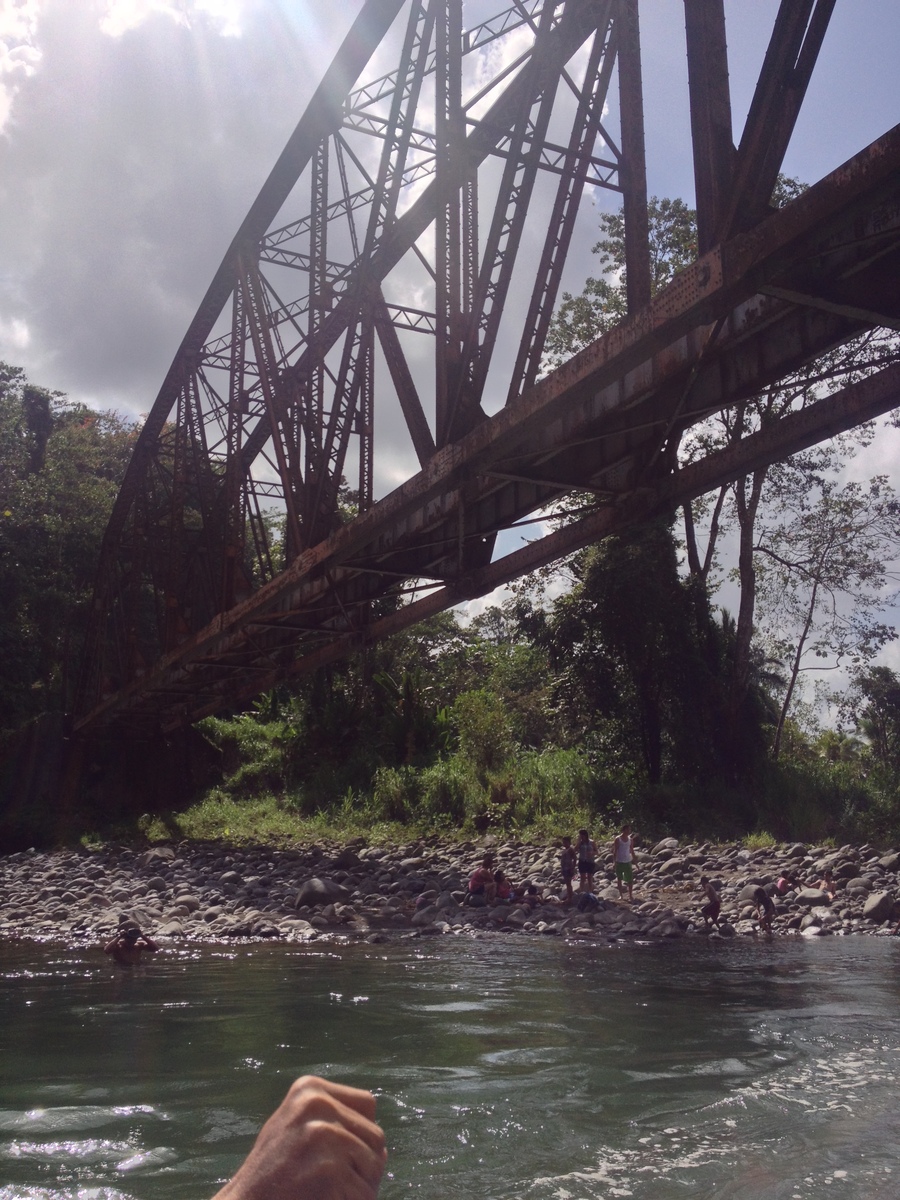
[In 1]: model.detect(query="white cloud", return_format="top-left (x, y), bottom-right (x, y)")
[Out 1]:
top-left (0, 313), bottom-right (31, 350)
top-left (0, 0), bottom-right (41, 134)
top-left (99, 0), bottom-right (244, 39)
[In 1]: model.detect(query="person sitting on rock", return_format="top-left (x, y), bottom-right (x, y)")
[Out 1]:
top-left (774, 873), bottom-right (797, 896)
top-left (698, 877), bottom-right (722, 930)
top-left (493, 870), bottom-right (512, 901)
top-left (521, 883), bottom-right (543, 909)
top-left (104, 922), bottom-right (159, 966)
top-left (468, 855), bottom-right (497, 904)
top-left (813, 869), bottom-right (837, 900)
top-left (749, 885), bottom-right (776, 933)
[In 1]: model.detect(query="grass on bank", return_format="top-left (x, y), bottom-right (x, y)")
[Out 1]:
top-left (71, 709), bottom-right (900, 853)
top-left (128, 789), bottom-right (608, 850)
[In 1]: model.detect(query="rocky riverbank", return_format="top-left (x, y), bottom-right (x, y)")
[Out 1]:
top-left (1, 835), bottom-right (899, 947)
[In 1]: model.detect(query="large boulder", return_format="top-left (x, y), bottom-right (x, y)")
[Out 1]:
top-left (652, 838), bottom-right (680, 855)
top-left (862, 891), bottom-right (894, 923)
top-left (139, 847), bottom-right (175, 868)
top-left (296, 877), bottom-right (350, 908)
top-left (795, 888), bottom-right (830, 906)
top-left (331, 848), bottom-right (361, 870)
top-left (658, 857), bottom-right (687, 875)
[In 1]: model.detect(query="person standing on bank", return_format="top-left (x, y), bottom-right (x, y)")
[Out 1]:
top-left (613, 823), bottom-right (637, 902)
top-left (559, 836), bottom-right (577, 905)
top-left (576, 829), bottom-right (597, 893)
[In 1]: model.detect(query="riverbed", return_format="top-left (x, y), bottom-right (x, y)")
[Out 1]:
top-left (1, 936), bottom-right (899, 1199)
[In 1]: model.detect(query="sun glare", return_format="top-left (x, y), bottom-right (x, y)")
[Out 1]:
top-left (99, 0), bottom-right (245, 39)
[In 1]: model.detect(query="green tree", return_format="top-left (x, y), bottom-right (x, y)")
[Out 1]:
top-left (546, 185), bottom-right (900, 766)
top-left (543, 197), bottom-right (696, 371)
top-left (0, 364), bottom-right (138, 730)
top-left (519, 519), bottom-right (742, 788)
top-left (755, 476), bottom-right (900, 758)
top-left (845, 665), bottom-right (900, 777)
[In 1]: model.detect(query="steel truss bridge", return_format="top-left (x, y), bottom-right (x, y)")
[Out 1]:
top-left (74, 0), bottom-right (900, 740)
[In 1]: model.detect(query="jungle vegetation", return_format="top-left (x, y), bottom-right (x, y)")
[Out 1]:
top-left (3, 189), bottom-right (900, 846)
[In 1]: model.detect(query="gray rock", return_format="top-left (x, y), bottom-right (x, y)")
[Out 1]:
top-left (138, 848), bottom-right (175, 867)
top-left (652, 838), bottom-right (680, 855)
top-left (658, 857), bottom-right (687, 875)
top-left (795, 888), bottom-right (830, 906)
top-left (332, 849), bottom-right (361, 870)
top-left (296, 878), bottom-right (350, 907)
top-left (863, 891), bottom-right (894, 922)
top-left (845, 878), bottom-right (871, 893)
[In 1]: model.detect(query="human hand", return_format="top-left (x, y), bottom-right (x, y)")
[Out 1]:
top-left (212, 1075), bottom-right (387, 1200)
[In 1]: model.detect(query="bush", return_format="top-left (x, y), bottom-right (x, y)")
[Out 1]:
top-left (419, 758), bottom-right (479, 824)
top-left (369, 765), bottom-right (421, 823)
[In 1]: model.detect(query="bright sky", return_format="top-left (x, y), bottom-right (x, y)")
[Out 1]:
top-left (2, 0), bottom-right (898, 415)
top-left (1, 0), bottom-right (899, 692)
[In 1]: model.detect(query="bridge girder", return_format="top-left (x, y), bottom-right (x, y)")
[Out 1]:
top-left (74, 0), bottom-right (900, 739)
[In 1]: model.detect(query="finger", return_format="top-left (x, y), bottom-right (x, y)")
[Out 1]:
top-left (304, 1097), bottom-right (386, 1161)
top-left (300, 1077), bottom-right (379, 1122)
top-left (303, 1120), bottom-right (387, 1190)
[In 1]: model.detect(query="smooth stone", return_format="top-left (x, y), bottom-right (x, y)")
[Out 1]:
top-left (863, 891), bottom-right (894, 922)
top-left (296, 878), bottom-right (350, 907)
top-left (652, 838), bottom-right (680, 855)
top-left (795, 888), bottom-right (830, 906)
top-left (659, 858), bottom-right (687, 875)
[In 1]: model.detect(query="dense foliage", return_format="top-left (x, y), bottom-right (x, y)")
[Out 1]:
top-left (4, 167), bottom-right (900, 851)
top-left (0, 363), bottom-right (137, 730)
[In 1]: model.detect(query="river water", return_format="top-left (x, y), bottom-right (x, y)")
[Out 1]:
top-left (1, 935), bottom-right (899, 1199)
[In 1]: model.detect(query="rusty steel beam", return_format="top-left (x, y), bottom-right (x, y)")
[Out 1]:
top-left (77, 1), bottom-right (900, 742)
top-left (74, 122), bottom-right (900, 737)
top-left (683, 0), bottom-right (734, 254)
top-left (722, 0), bottom-right (837, 239)
top-left (108, 358), bottom-right (900, 731)
top-left (616, 0), bottom-right (651, 311)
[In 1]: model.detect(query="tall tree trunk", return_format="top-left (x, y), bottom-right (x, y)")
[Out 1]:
top-left (771, 574), bottom-right (820, 760)
top-left (730, 468), bottom-right (767, 713)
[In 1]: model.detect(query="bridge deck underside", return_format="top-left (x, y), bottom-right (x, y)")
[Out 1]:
top-left (75, 124), bottom-right (900, 738)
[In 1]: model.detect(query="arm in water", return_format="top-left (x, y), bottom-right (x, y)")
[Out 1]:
top-left (212, 1075), bottom-right (386, 1200)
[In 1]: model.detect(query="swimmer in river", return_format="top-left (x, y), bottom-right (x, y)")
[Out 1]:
top-left (104, 922), bottom-right (159, 965)
top-left (211, 1075), bottom-right (386, 1200)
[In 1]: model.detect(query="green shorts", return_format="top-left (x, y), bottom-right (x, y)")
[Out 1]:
top-left (615, 862), bottom-right (633, 884)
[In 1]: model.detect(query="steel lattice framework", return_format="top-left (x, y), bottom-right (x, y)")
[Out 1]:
top-left (74, 0), bottom-right (900, 738)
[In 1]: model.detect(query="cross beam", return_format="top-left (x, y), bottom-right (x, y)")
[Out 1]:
top-left (74, 123), bottom-right (900, 736)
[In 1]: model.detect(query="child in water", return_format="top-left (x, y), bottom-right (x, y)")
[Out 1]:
top-left (104, 922), bottom-right (159, 966)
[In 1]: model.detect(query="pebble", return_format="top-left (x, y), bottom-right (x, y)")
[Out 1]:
top-left (0, 836), bottom-right (898, 949)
